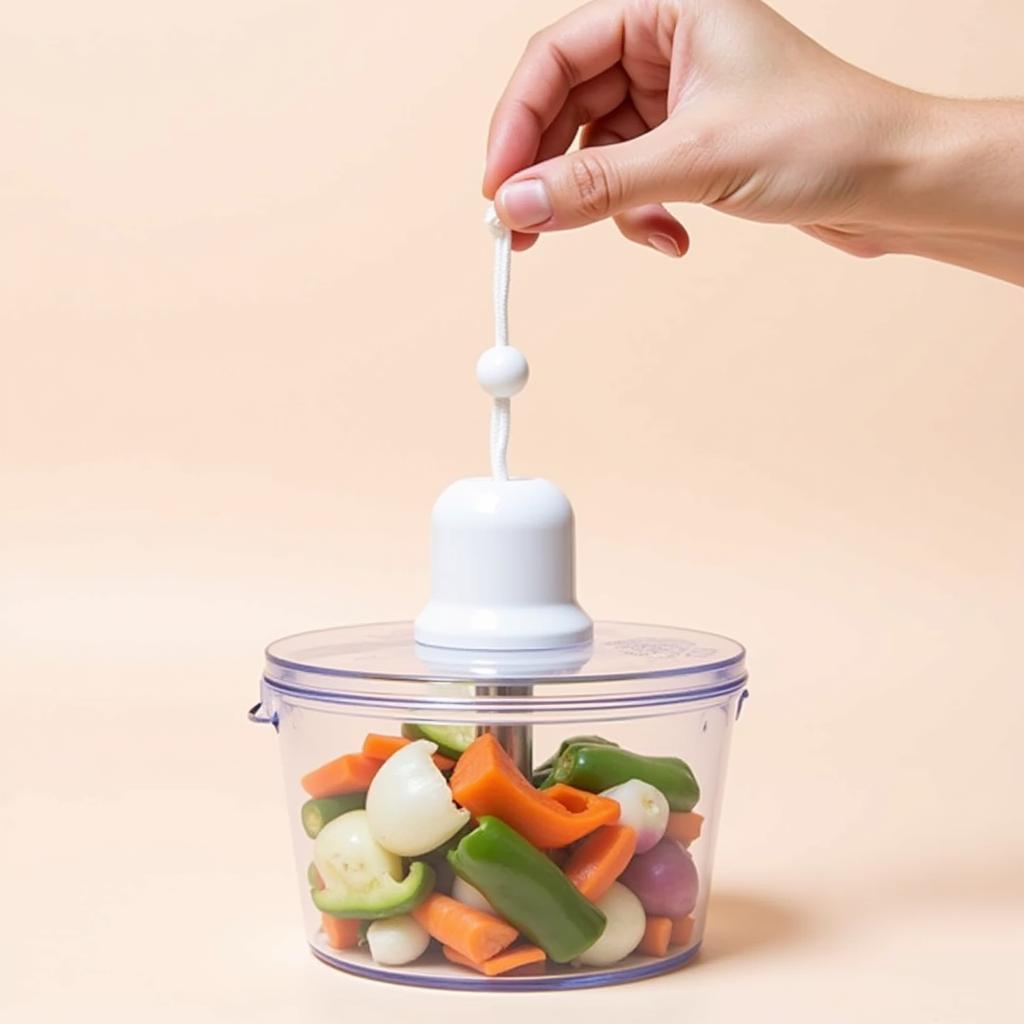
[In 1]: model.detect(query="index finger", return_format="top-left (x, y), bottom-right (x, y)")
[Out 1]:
top-left (483, 0), bottom-right (626, 197)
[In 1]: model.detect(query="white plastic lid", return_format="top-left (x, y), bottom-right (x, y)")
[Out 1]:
top-left (414, 476), bottom-right (593, 651)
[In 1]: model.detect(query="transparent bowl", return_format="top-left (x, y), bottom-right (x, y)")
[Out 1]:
top-left (250, 621), bottom-right (748, 990)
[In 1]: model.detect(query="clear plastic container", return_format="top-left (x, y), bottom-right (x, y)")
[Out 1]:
top-left (250, 621), bottom-right (748, 990)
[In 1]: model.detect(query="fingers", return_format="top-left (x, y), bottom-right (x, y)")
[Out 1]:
top-left (484, 0), bottom-right (626, 196)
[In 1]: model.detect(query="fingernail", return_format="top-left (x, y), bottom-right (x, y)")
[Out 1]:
top-left (498, 179), bottom-right (553, 229)
top-left (648, 233), bottom-right (681, 257)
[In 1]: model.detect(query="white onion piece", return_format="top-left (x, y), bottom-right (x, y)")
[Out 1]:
top-left (600, 779), bottom-right (669, 854)
top-left (313, 810), bottom-right (402, 892)
top-left (366, 915), bottom-right (431, 966)
top-left (452, 876), bottom-right (495, 914)
top-left (366, 739), bottom-right (470, 856)
top-left (577, 882), bottom-right (646, 966)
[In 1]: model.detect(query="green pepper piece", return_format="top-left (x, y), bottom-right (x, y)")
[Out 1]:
top-left (401, 722), bottom-right (476, 760)
top-left (301, 794), bottom-right (365, 839)
top-left (531, 734), bottom-right (620, 787)
top-left (447, 816), bottom-right (606, 963)
top-left (312, 861), bottom-right (435, 920)
top-left (543, 743), bottom-right (700, 812)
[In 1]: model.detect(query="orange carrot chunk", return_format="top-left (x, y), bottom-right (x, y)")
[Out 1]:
top-left (443, 943), bottom-right (546, 976)
top-left (639, 916), bottom-right (673, 957)
top-left (321, 913), bottom-right (361, 950)
top-left (301, 754), bottom-right (382, 798)
top-left (670, 915), bottom-right (696, 947)
top-left (412, 893), bottom-right (518, 964)
top-left (450, 734), bottom-right (620, 848)
top-left (563, 825), bottom-right (637, 902)
top-left (665, 811), bottom-right (704, 846)
top-left (361, 733), bottom-right (455, 771)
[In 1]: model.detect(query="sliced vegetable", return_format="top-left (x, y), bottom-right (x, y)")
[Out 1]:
top-left (665, 811), bottom-right (704, 846)
top-left (619, 838), bottom-right (699, 918)
top-left (447, 815), bottom-right (607, 964)
top-left (670, 915), bottom-right (696, 947)
top-left (366, 739), bottom-right (470, 856)
top-left (450, 734), bottom-right (619, 848)
top-left (599, 779), bottom-right (669, 853)
top-left (312, 810), bottom-right (435, 919)
top-left (451, 876), bottom-right (495, 915)
top-left (362, 733), bottom-right (455, 771)
top-left (301, 754), bottom-right (381, 798)
top-left (412, 893), bottom-right (518, 964)
top-left (308, 862), bottom-right (325, 890)
top-left (543, 743), bottom-right (699, 812)
top-left (638, 916), bottom-right (673, 957)
top-left (576, 882), bottom-right (646, 967)
top-left (301, 793), bottom-right (366, 839)
top-left (321, 913), bottom-right (361, 950)
top-left (366, 914), bottom-right (431, 966)
top-left (532, 735), bottom-right (619, 786)
top-left (443, 943), bottom-right (546, 976)
top-left (563, 825), bottom-right (637, 902)
top-left (401, 722), bottom-right (476, 760)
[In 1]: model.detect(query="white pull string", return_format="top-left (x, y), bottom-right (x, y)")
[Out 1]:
top-left (484, 205), bottom-right (513, 481)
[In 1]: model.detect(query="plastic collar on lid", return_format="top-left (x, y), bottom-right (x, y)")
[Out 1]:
top-left (414, 476), bottom-right (593, 651)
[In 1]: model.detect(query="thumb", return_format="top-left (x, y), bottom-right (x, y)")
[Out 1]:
top-left (494, 129), bottom-right (691, 233)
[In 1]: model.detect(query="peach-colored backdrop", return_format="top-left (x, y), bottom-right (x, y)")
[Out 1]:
top-left (2, 2), bottom-right (1021, 1021)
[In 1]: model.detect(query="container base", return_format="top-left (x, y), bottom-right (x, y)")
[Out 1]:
top-left (309, 940), bottom-right (702, 991)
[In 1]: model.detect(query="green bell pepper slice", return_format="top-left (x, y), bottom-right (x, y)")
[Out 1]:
top-left (301, 793), bottom-right (365, 839)
top-left (543, 743), bottom-right (700, 812)
top-left (531, 734), bottom-right (619, 787)
top-left (312, 860), bottom-right (435, 920)
top-left (447, 816), bottom-right (606, 963)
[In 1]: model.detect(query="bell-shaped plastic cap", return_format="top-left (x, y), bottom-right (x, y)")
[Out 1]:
top-left (414, 477), bottom-right (593, 651)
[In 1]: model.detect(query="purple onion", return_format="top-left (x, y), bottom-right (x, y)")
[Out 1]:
top-left (620, 838), bottom-right (698, 917)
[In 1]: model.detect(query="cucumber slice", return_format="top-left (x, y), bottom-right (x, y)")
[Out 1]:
top-left (401, 722), bottom-right (476, 760)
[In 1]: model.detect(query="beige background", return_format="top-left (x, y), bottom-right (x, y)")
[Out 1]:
top-left (2, 1), bottom-right (1021, 1021)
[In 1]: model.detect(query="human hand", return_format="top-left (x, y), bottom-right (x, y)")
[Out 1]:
top-left (485, 0), bottom-right (1024, 285)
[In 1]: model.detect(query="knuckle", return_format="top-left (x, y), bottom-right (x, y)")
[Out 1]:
top-left (569, 152), bottom-right (618, 219)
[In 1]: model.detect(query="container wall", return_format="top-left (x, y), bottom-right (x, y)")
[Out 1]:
top-left (266, 686), bottom-right (742, 989)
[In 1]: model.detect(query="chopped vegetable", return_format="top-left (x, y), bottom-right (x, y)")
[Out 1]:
top-left (543, 743), bottom-right (699, 812)
top-left (447, 815), bottom-right (607, 964)
top-left (620, 838), bottom-right (699, 918)
top-left (301, 793), bottom-right (366, 839)
top-left (321, 913), bottom-right (361, 950)
top-left (563, 824), bottom-right (637, 902)
top-left (401, 723), bottom-right (476, 760)
top-left (308, 862), bottom-right (325, 890)
top-left (443, 943), bottom-right (546, 976)
top-left (366, 739), bottom-right (470, 856)
top-left (532, 735), bottom-right (619, 786)
top-left (312, 809), bottom-right (435, 919)
top-left (451, 876), bottom-right (495, 915)
top-left (576, 882), bottom-right (646, 967)
top-left (412, 893), bottom-right (518, 964)
top-left (664, 811), bottom-right (704, 846)
top-left (599, 779), bottom-right (669, 853)
top-left (670, 915), bottom-right (696, 946)
top-left (638, 916), bottom-right (673, 957)
top-left (450, 734), bottom-right (620, 848)
top-left (301, 754), bottom-right (382, 798)
top-left (362, 733), bottom-right (455, 771)
top-left (366, 914), bottom-right (431, 966)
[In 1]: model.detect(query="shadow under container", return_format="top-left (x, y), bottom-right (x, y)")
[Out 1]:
top-left (251, 621), bottom-right (748, 991)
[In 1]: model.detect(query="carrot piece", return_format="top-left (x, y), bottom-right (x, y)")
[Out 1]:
top-left (639, 916), bottom-right (673, 957)
top-left (300, 754), bottom-right (382, 798)
top-left (443, 943), bottom-right (546, 976)
top-left (670, 915), bottom-right (696, 946)
top-left (412, 893), bottom-right (518, 964)
top-left (563, 824), bottom-right (637, 901)
top-left (665, 811), bottom-right (704, 846)
top-left (450, 734), bottom-right (620, 848)
top-left (321, 913), bottom-right (360, 950)
top-left (361, 733), bottom-right (455, 771)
